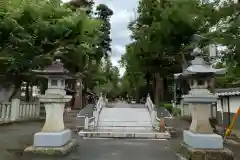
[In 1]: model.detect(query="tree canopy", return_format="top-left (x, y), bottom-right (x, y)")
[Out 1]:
top-left (0, 0), bottom-right (120, 101)
top-left (120, 0), bottom-right (239, 104)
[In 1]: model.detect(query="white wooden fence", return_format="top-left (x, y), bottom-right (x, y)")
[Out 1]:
top-left (0, 98), bottom-right (40, 124)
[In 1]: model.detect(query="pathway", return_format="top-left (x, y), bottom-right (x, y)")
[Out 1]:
top-left (0, 105), bottom-right (177, 160)
top-left (1, 107), bottom-right (240, 160)
top-left (0, 121), bottom-right (176, 160)
top-left (78, 102), bottom-right (170, 139)
top-left (97, 102), bottom-right (152, 131)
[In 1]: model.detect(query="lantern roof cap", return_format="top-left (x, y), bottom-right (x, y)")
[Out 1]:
top-left (32, 59), bottom-right (76, 79)
top-left (176, 47), bottom-right (226, 78)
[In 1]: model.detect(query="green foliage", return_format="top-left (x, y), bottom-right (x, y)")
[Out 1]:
top-left (95, 4), bottom-right (113, 59)
top-left (158, 103), bottom-right (173, 113)
top-left (0, 0), bottom-right (117, 100)
top-left (172, 108), bottom-right (181, 117)
top-left (120, 0), bottom-right (240, 102)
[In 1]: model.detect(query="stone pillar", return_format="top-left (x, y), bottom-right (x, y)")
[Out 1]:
top-left (35, 101), bottom-right (40, 117)
top-left (93, 107), bottom-right (98, 127)
top-left (42, 103), bottom-right (65, 132)
top-left (151, 108), bottom-right (157, 125)
top-left (84, 114), bottom-right (89, 130)
top-left (189, 103), bottom-right (213, 134)
top-left (10, 98), bottom-right (20, 121)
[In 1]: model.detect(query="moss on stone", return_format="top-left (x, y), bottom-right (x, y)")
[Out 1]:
top-left (24, 139), bottom-right (77, 156)
top-left (176, 141), bottom-right (235, 160)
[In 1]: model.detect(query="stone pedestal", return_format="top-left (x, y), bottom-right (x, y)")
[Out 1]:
top-left (24, 95), bottom-right (77, 155)
top-left (189, 104), bottom-right (213, 134)
top-left (176, 142), bottom-right (234, 160)
top-left (34, 129), bottom-right (71, 147)
top-left (183, 130), bottom-right (223, 149)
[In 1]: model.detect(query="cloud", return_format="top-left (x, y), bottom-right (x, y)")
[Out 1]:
top-left (111, 44), bottom-right (126, 57)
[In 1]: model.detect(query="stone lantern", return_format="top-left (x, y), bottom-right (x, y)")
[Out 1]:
top-left (25, 59), bottom-right (76, 155)
top-left (177, 47), bottom-right (234, 159)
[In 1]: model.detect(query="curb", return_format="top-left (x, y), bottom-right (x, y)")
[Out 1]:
top-left (78, 130), bottom-right (171, 139)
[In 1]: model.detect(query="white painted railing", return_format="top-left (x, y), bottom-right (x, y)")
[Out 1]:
top-left (77, 94), bottom-right (105, 130)
top-left (145, 94), bottom-right (158, 128)
top-left (0, 98), bottom-right (40, 124)
top-left (19, 101), bottom-right (40, 118)
top-left (94, 94), bottom-right (105, 125)
top-left (0, 102), bottom-right (11, 121)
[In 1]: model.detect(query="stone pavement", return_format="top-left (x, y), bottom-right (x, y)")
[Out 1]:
top-left (1, 104), bottom-right (240, 160)
top-left (98, 106), bottom-right (152, 129)
top-left (0, 119), bottom-right (176, 160)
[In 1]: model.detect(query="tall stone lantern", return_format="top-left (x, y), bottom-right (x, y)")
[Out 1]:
top-left (177, 48), bottom-right (234, 160)
top-left (25, 59), bottom-right (76, 155)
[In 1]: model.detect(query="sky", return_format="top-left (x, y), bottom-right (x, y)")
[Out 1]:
top-left (62, 0), bottom-right (138, 76)
top-left (93, 0), bottom-right (139, 76)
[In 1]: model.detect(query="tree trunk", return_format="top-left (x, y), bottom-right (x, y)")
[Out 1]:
top-left (154, 73), bottom-right (162, 106)
top-left (9, 81), bottom-right (22, 101)
top-left (82, 79), bottom-right (88, 108)
top-left (180, 52), bottom-right (188, 70)
top-left (74, 78), bottom-right (83, 109)
top-left (25, 82), bottom-right (30, 102)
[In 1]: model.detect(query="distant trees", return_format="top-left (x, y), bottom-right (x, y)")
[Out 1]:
top-left (120, 0), bottom-right (239, 104)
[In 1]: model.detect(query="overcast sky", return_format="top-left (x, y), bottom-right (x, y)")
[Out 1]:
top-left (62, 0), bottom-right (138, 76)
top-left (94, 0), bottom-right (138, 76)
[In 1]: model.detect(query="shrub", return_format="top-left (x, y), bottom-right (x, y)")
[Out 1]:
top-left (160, 103), bottom-right (173, 113)
top-left (172, 107), bottom-right (181, 116)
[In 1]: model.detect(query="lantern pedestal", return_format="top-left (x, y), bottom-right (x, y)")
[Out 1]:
top-left (24, 59), bottom-right (77, 155)
top-left (24, 95), bottom-right (77, 155)
top-left (174, 47), bottom-right (234, 160)
top-left (177, 142), bottom-right (234, 160)
top-left (182, 89), bottom-right (224, 149)
top-left (183, 130), bottom-right (223, 149)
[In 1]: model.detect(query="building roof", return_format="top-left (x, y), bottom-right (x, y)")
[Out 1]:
top-left (215, 88), bottom-right (240, 96)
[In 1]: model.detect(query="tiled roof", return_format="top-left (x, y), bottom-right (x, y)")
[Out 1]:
top-left (215, 88), bottom-right (240, 96)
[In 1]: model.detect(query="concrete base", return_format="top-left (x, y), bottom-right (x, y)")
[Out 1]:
top-left (24, 139), bottom-right (77, 156)
top-left (34, 129), bottom-right (71, 147)
top-left (176, 141), bottom-right (235, 160)
top-left (79, 130), bottom-right (171, 139)
top-left (183, 130), bottom-right (223, 149)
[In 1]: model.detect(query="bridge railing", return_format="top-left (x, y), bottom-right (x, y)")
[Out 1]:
top-left (145, 94), bottom-right (159, 128)
top-left (77, 94), bottom-right (105, 130)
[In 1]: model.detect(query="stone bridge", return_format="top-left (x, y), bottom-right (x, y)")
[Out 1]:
top-left (1, 96), bottom-right (240, 160)
top-left (78, 95), bottom-right (171, 139)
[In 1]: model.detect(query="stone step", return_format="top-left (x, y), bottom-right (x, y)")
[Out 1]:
top-left (78, 130), bottom-right (171, 139)
top-left (98, 121), bottom-right (152, 127)
top-left (96, 126), bottom-right (153, 131)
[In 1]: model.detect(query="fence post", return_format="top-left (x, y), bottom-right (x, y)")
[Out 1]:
top-left (93, 107), bottom-right (98, 127)
top-left (10, 98), bottom-right (20, 121)
top-left (151, 107), bottom-right (157, 126)
top-left (35, 101), bottom-right (41, 117)
top-left (84, 114), bottom-right (89, 130)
